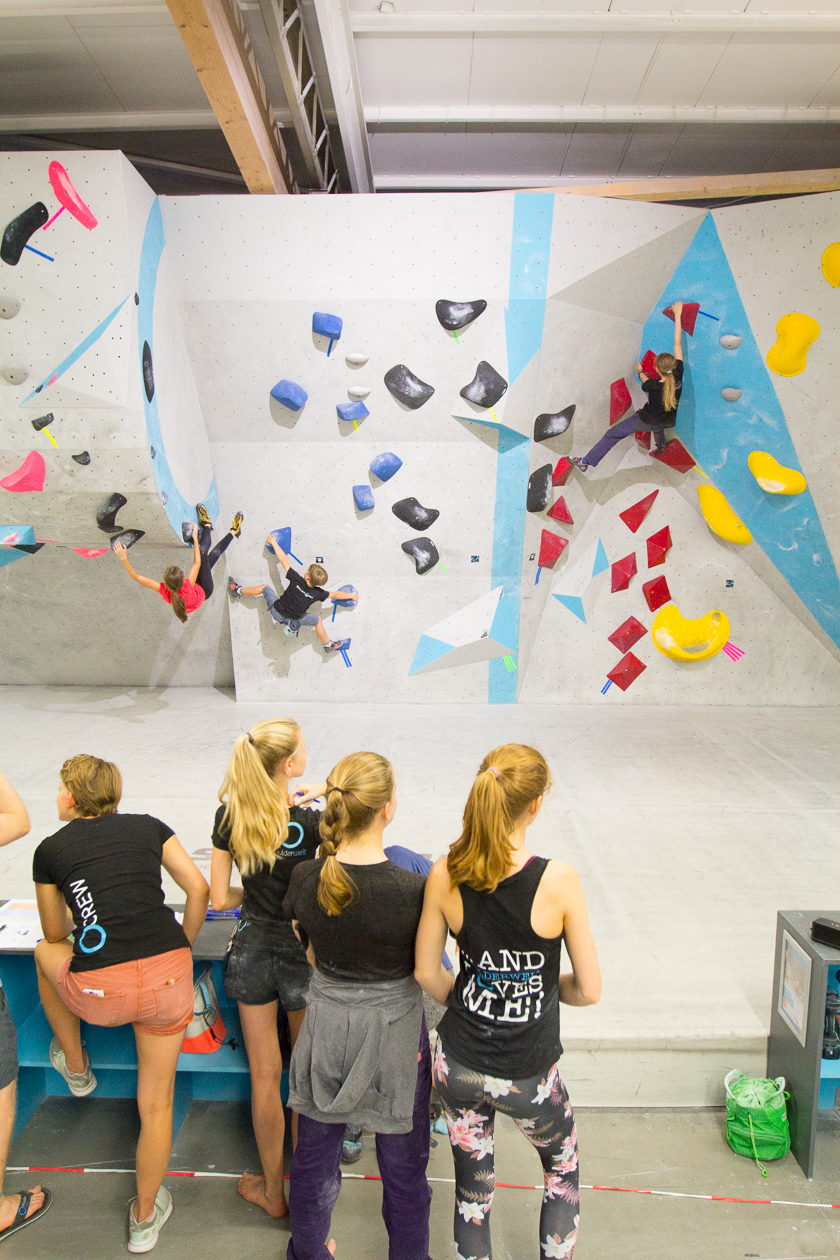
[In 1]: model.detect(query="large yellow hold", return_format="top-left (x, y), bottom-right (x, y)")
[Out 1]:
top-left (747, 451), bottom-right (807, 495)
top-left (697, 485), bottom-right (752, 544)
top-left (766, 312), bottom-right (820, 376)
top-left (821, 241), bottom-right (840, 287)
top-left (651, 605), bottom-right (730, 661)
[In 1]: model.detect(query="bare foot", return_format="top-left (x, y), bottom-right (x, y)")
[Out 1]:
top-left (327, 1242), bottom-right (337, 1256)
top-left (0, 1187), bottom-right (45, 1232)
top-left (237, 1172), bottom-right (288, 1218)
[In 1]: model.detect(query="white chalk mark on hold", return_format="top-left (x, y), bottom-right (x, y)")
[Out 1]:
top-left (778, 541), bottom-right (798, 551)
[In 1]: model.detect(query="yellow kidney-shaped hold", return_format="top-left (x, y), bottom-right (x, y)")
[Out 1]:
top-left (821, 242), bottom-right (840, 287)
top-left (766, 312), bottom-right (820, 377)
top-left (747, 450), bottom-right (807, 496)
top-left (651, 605), bottom-right (730, 661)
top-left (697, 485), bottom-right (752, 545)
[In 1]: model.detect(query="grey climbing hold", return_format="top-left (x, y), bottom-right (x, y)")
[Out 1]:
top-left (142, 341), bottom-right (154, 402)
top-left (392, 498), bottom-right (440, 531)
top-left (109, 529), bottom-right (145, 551)
top-left (353, 485), bottom-right (375, 511)
top-left (134, 293), bottom-right (139, 305)
top-left (534, 405), bottom-right (575, 443)
top-left (435, 299), bottom-right (487, 332)
top-left (460, 361), bottom-right (508, 408)
top-left (72, 451), bottom-right (91, 465)
top-left (150, 446), bottom-right (156, 459)
top-left (384, 365), bottom-right (435, 410)
top-left (527, 464), bottom-right (553, 513)
top-left (348, 385), bottom-right (370, 400)
top-left (1, 202), bottom-right (49, 267)
top-left (31, 412), bottom-right (54, 432)
top-left (720, 334), bottom-right (742, 350)
top-left (346, 352), bottom-right (369, 366)
top-left (0, 298), bottom-right (20, 320)
top-left (160, 492), bottom-right (168, 505)
top-left (96, 492), bottom-right (128, 533)
top-left (181, 520), bottom-right (196, 544)
top-left (721, 388), bottom-right (742, 402)
top-left (401, 536), bottom-right (439, 575)
top-left (1, 367), bottom-right (28, 385)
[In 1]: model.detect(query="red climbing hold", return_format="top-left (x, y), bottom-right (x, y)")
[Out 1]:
top-left (608, 616), bottom-right (647, 654)
top-left (651, 438), bottom-right (695, 474)
top-left (552, 457), bottom-right (573, 487)
top-left (73, 547), bottom-right (110, 558)
top-left (48, 161), bottom-right (98, 230)
top-left (635, 430), bottom-right (651, 449)
top-left (607, 651), bottom-right (647, 692)
top-left (663, 302), bottom-right (699, 336)
top-left (640, 350), bottom-right (658, 376)
top-left (642, 574), bottom-right (671, 612)
top-left (610, 378), bottom-right (632, 425)
top-left (547, 496), bottom-right (573, 525)
top-left (0, 450), bottom-right (46, 492)
top-left (610, 552), bottom-right (637, 593)
top-left (646, 526), bottom-right (672, 568)
top-left (538, 530), bottom-right (568, 569)
top-left (619, 489), bottom-right (658, 534)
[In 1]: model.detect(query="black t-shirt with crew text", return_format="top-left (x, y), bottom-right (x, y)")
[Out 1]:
top-left (211, 803), bottom-right (322, 921)
top-left (273, 569), bottom-right (330, 620)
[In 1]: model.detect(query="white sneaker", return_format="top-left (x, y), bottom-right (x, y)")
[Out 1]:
top-left (49, 1037), bottom-right (97, 1097)
top-left (128, 1187), bottom-right (173, 1253)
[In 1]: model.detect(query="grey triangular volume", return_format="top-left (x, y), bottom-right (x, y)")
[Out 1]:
top-left (534, 405), bottom-right (575, 443)
top-left (110, 529), bottom-right (145, 550)
top-left (460, 361), bottom-right (508, 408)
top-left (435, 299), bottom-right (487, 332)
top-left (384, 365), bottom-right (435, 410)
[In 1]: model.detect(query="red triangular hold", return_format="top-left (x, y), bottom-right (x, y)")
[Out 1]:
top-left (610, 552), bottom-right (637, 592)
top-left (646, 525), bottom-right (672, 568)
top-left (610, 378), bottom-right (632, 425)
top-left (663, 302), bottom-right (699, 336)
top-left (635, 430), bottom-right (651, 450)
top-left (642, 574), bottom-right (671, 612)
top-left (552, 456), bottom-right (572, 487)
top-left (0, 450), bottom-right (46, 493)
top-left (608, 616), bottom-right (647, 654)
top-left (640, 350), bottom-right (658, 376)
top-left (538, 529), bottom-right (568, 569)
top-left (547, 496), bottom-right (573, 525)
top-left (607, 651), bottom-right (647, 692)
top-left (619, 489), bottom-right (658, 533)
top-left (73, 548), bottom-right (110, 558)
top-left (651, 438), bottom-right (695, 474)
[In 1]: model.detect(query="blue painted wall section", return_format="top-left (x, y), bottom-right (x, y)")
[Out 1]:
top-left (641, 213), bottom-right (840, 649)
top-left (489, 193), bottom-right (554, 703)
top-left (21, 297), bottom-right (129, 405)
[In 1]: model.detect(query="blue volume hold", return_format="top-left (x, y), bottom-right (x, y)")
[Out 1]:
top-left (313, 312), bottom-right (343, 339)
top-left (370, 452), bottom-right (403, 482)
top-left (353, 485), bottom-right (375, 511)
top-left (338, 400), bottom-right (370, 422)
top-left (271, 379), bottom-right (308, 411)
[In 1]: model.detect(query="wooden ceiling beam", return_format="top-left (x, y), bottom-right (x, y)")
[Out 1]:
top-left (527, 169), bottom-right (840, 202)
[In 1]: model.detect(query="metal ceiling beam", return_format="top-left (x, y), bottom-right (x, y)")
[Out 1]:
top-left (0, 111), bottom-right (226, 131)
top-left (352, 11), bottom-right (840, 34)
top-left (373, 169), bottom-right (840, 196)
top-left (366, 105), bottom-right (840, 125)
top-left (306, 0), bottom-right (373, 193)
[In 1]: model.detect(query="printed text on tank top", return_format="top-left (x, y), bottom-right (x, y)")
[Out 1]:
top-left (460, 943), bottom-right (550, 1023)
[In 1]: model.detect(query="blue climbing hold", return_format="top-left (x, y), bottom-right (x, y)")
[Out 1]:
top-left (271, 379), bottom-right (308, 411)
top-left (332, 584), bottom-right (358, 609)
top-left (313, 312), bottom-right (342, 339)
top-left (353, 485), bottom-right (375, 511)
top-left (338, 400), bottom-right (370, 423)
top-left (265, 527), bottom-right (292, 554)
top-left (370, 452), bottom-right (402, 482)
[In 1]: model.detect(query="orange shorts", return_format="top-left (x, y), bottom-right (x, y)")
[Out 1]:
top-left (57, 947), bottom-right (193, 1037)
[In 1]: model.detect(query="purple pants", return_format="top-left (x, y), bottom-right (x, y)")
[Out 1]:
top-left (287, 1033), bottom-right (433, 1260)
top-left (584, 412), bottom-right (668, 467)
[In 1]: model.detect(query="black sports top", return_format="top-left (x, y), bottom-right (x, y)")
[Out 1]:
top-left (638, 358), bottom-right (684, 428)
top-left (437, 856), bottom-right (563, 1077)
top-left (212, 803), bottom-right (322, 921)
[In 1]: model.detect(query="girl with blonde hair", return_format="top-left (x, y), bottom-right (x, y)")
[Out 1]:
top-left (415, 744), bottom-right (601, 1260)
top-left (282, 752), bottom-right (432, 1260)
top-left (211, 718), bottom-right (326, 1219)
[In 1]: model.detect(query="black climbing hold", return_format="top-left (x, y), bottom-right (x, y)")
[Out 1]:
top-left (181, 521), bottom-right (196, 544)
top-left (12, 542), bottom-right (45, 555)
top-left (435, 299), bottom-right (487, 332)
top-left (392, 498), bottom-right (440, 531)
top-left (96, 492), bottom-right (128, 533)
top-left (527, 464), bottom-right (553, 513)
top-left (71, 451), bottom-right (91, 465)
top-left (142, 341), bottom-right (154, 402)
top-left (1, 202), bottom-right (49, 267)
top-left (384, 365), bottom-right (435, 410)
top-left (110, 529), bottom-right (145, 551)
top-left (31, 412), bottom-right (54, 432)
top-left (534, 405), bottom-right (575, 443)
top-left (161, 491), bottom-right (168, 505)
top-left (401, 537), bottom-right (439, 575)
top-left (134, 293), bottom-right (139, 305)
top-left (460, 361), bottom-right (508, 408)
top-left (150, 446), bottom-right (156, 459)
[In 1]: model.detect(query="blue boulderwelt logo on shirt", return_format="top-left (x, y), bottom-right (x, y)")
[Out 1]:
top-left (68, 878), bottom-right (107, 953)
top-left (281, 821), bottom-right (305, 851)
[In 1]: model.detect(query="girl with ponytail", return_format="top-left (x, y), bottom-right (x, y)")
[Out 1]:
top-left (210, 718), bottom-right (327, 1220)
top-left (570, 300), bottom-right (685, 470)
top-left (415, 744), bottom-right (602, 1260)
top-left (282, 752), bottom-right (433, 1260)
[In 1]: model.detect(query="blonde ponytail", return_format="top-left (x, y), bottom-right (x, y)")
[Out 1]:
top-left (317, 752), bottom-right (394, 915)
top-left (655, 352), bottom-right (678, 413)
top-left (218, 717), bottom-right (302, 876)
top-left (448, 744), bottom-right (552, 893)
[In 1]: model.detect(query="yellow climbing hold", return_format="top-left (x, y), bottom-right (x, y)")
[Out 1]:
top-left (697, 484), bottom-right (752, 545)
top-left (766, 312), bottom-right (820, 377)
top-left (651, 605), bottom-right (730, 662)
top-left (747, 450), bottom-right (807, 496)
top-left (821, 241), bottom-right (840, 287)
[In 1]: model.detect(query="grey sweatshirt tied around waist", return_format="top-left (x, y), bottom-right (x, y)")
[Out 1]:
top-left (288, 971), bottom-right (424, 1134)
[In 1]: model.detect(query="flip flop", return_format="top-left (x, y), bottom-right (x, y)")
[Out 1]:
top-left (0, 1188), bottom-right (52, 1242)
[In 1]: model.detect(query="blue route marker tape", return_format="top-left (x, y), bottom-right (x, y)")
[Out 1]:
top-left (601, 679), bottom-right (613, 695)
top-left (24, 244), bottom-right (54, 261)
top-left (698, 310), bottom-right (719, 321)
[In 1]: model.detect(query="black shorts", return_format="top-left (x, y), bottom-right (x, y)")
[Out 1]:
top-left (224, 919), bottom-right (312, 1010)
top-left (0, 988), bottom-right (19, 1091)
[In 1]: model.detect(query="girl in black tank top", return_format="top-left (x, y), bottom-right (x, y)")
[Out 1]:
top-left (415, 744), bottom-right (601, 1260)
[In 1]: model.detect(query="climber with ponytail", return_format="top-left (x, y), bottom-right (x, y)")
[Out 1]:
top-left (415, 744), bottom-right (602, 1260)
top-left (570, 299), bottom-right (686, 471)
top-left (210, 718), bottom-right (327, 1221)
top-left (282, 752), bottom-right (433, 1260)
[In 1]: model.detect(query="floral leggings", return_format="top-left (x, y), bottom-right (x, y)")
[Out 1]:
top-left (434, 1037), bottom-right (578, 1260)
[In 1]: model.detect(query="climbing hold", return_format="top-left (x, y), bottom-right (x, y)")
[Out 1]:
top-left (747, 450), bottom-right (806, 496)
top-left (270, 380), bottom-right (308, 411)
top-left (181, 521), bottom-right (196, 544)
top-left (608, 616), bottom-right (647, 654)
top-left (766, 312), bottom-right (820, 377)
top-left (646, 526), bottom-right (672, 568)
top-left (150, 447), bottom-right (156, 459)
top-left (73, 547), bottom-right (109, 558)
top-left (662, 302), bottom-right (699, 336)
top-left (401, 537), bottom-right (439, 575)
top-left (607, 651), bottom-right (647, 692)
top-left (435, 299), bottom-right (487, 332)
top-left (370, 452), bottom-right (402, 482)
top-left (0, 298), bottom-right (20, 320)
top-left (721, 388), bottom-right (742, 402)
top-left (1, 203), bottom-right (49, 266)
top-left (0, 526), bottom-right (35, 548)
top-left (635, 430), bottom-right (651, 450)
top-left (384, 365), bottom-right (435, 410)
top-left (460, 361), bottom-right (508, 409)
top-left (640, 350), bottom-right (658, 376)
top-left (0, 450), bottom-right (46, 492)
top-left (547, 496), bottom-right (573, 525)
top-left (720, 334), bottom-right (742, 350)
top-left (392, 498), bottom-right (440, 530)
top-left (527, 464), bottom-right (553, 513)
top-left (610, 379), bottom-right (632, 424)
top-left (347, 385), bottom-right (370, 400)
top-left (337, 400), bottom-right (370, 423)
top-left (821, 242), bottom-right (840, 287)
top-left (345, 352), bottom-right (368, 366)
top-left (538, 530), bottom-right (567, 569)
top-left (642, 574), bottom-right (671, 613)
top-left (134, 293), bottom-right (139, 305)
top-left (534, 405), bottom-right (575, 443)
top-left (109, 529), bottom-right (145, 551)
top-left (313, 311), bottom-right (342, 340)
top-left (331, 584), bottom-right (358, 609)
top-left (265, 528), bottom-right (301, 562)
top-left (619, 490), bottom-right (658, 534)
top-left (697, 485), bottom-right (752, 544)
top-left (610, 552), bottom-right (637, 593)
top-left (552, 457), bottom-right (573, 487)
top-left (96, 492), bottom-right (128, 533)
top-left (48, 162), bottom-right (98, 230)
top-left (142, 341), bottom-right (154, 402)
top-left (651, 604), bottom-right (729, 661)
top-left (1, 367), bottom-right (28, 385)
top-left (31, 413), bottom-right (54, 431)
top-left (410, 586), bottom-right (514, 674)
top-left (651, 438), bottom-right (695, 474)
top-left (160, 492), bottom-right (167, 505)
top-left (353, 484), bottom-right (375, 512)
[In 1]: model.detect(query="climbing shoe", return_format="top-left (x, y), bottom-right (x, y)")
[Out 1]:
top-left (230, 511), bottom-right (244, 537)
top-left (228, 579), bottom-right (242, 599)
top-left (196, 503), bottom-right (212, 527)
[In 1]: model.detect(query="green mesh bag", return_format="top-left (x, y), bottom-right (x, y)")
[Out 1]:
top-left (724, 1070), bottom-right (790, 1176)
